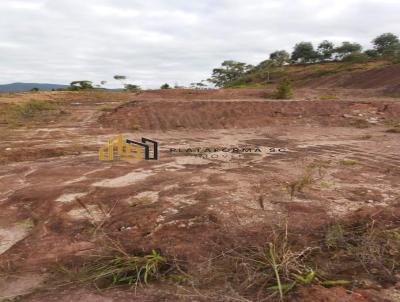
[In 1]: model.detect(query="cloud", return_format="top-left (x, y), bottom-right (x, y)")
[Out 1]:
top-left (0, 0), bottom-right (399, 88)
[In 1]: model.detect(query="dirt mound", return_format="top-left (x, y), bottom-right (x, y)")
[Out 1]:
top-left (303, 63), bottom-right (400, 95)
top-left (136, 88), bottom-right (271, 100)
top-left (99, 99), bottom-right (400, 130)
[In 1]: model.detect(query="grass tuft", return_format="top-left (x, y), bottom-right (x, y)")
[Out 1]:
top-left (339, 159), bottom-right (358, 166)
top-left (61, 247), bottom-right (169, 289)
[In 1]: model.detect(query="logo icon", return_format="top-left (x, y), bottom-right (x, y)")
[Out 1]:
top-left (99, 135), bottom-right (159, 161)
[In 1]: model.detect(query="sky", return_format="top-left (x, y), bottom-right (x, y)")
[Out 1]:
top-left (0, 0), bottom-right (399, 88)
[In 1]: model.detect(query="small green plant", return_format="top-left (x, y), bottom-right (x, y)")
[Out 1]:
top-left (274, 79), bottom-right (293, 99)
top-left (339, 159), bottom-right (357, 166)
top-left (292, 270), bottom-right (316, 284)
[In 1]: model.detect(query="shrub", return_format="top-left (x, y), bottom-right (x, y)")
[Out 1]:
top-left (124, 84), bottom-right (141, 92)
top-left (342, 52), bottom-right (369, 63)
top-left (275, 79), bottom-right (293, 99)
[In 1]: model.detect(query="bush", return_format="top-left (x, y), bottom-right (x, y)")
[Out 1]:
top-left (124, 84), bottom-right (141, 92)
top-left (275, 79), bottom-right (293, 99)
top-left (342, 52), bottom-right (369, 64)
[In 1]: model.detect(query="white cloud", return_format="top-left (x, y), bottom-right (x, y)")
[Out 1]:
top-left (0, 0), bottom-right (399, 88)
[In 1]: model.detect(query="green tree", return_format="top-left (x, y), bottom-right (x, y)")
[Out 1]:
top-left (190, 82), bottom-right (207, 89)
top-left (160, 83), bottom-right (170, 89)
top-left (69, 81), bottom-right (93, 90)
top-left (124, 84), bottom-right (141, 92)
top-left (269, 50), bottom-right (290, 66)
top-left (372, 33), bottom-right (400, 56)
top-left (334, 42), bottom-right (362, 60)
top-left (342, 52), bottom-right (369, 63)
top-left (317, 40), bottom-right (334, 61)
top-left (114, 75), bottom-right (127, 88)
top-left (208, 60), bottom-right (252, 87)
top-left (291, 42), bottom-right (318, 63)
top-left (364, 49), bottom-right (379, 58)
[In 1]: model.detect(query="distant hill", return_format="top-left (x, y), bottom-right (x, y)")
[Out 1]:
top-left (0, 82), bottom-right (68, 92)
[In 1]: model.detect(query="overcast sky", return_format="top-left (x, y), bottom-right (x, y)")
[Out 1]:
top-left (0, 0), bottom-right (399, 88)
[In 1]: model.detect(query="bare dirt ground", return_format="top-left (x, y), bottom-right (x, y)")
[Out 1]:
top-left (0, 89), bottom-right (399, 301)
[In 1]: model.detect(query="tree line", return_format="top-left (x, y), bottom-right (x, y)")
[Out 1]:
top-left (208, 33), bottom-right (400, 87)
top-left (67, 75), bottom-right (141, 92)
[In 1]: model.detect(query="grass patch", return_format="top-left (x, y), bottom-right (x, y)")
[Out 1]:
top-left (197, 226), bottom-right (353, 301)
top-left (61, 240), bottom-right (171, 289)
top-left (321, 221), bottom-right (400, 284)
top-left (339, 159), bottom-right (358, 166)
top-left (192, 214), bottom-right (400, 301)
top-left (0, 99), bottom-right (65, 126)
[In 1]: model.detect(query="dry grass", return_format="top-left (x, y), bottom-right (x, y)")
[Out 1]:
top-left (339, 159), bottom-right (358, 166)
top-left (60, 235), bottom-right (172, 289)
top-left (286, 160), bottom-right (330, 199)
top-left (0, 99), bottom-right (66, 126)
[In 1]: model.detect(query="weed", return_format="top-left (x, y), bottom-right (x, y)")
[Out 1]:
top-left (321, 221), bottom-right (400, 283)
top-left (15, 219), bottom-right (34, 228)
top-left (286, 161), bottom-right (329, 199)
top-left (61, 242), bottom-right (169, 288)
top-left (203, 227), bottom-right (351, 301)
top-left (286, 173), bottom-right (313, 199)
top-left (339, 159), bottom-right (358, 166)
top-left (274, 79), bottom-right (293, 99)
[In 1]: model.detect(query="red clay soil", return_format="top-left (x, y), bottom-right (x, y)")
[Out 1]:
top-left (99, 99), bottom-right (400, 130)
top-left (302, 63), bottom-right (400, 96)
top-left (0, 89), bottom-right (399, 302)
